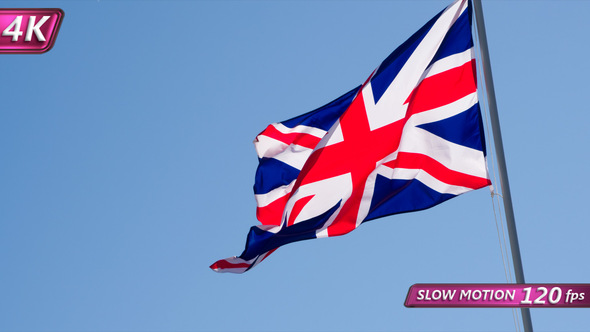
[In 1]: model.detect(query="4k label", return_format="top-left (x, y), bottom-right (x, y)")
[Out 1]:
top-left (0, 9), bottom-right (64, 54)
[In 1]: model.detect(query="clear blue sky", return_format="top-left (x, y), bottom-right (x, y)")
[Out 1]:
top-left (1, 1), bottom-right (589, 331)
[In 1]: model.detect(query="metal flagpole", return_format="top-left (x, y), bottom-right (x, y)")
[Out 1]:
top-left (471, 1), bottom-right (533, 331)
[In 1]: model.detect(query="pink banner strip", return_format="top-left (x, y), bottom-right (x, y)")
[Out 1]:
top-left (405, 284), bottom-right (590, 308)
top-left (0, 9), bottom-right (64, 54)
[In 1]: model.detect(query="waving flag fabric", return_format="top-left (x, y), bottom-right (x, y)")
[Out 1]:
top-left (211, 0), bottom-right (491, 273)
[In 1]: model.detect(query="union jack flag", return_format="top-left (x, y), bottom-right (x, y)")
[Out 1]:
top-left (211, 0), bottom-right (491, 273)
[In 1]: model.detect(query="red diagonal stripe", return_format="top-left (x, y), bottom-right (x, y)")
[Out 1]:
top-left (383, 152), bottom-right (491, 189)
top-left (210, 259), bottom-right (250, 271)
top-left (258, 125), bottom-right (322, 150)
top-left (287, 195), bottom-right (314, 226)
top-left (405, 59), bottom-right (477, 116)
top-left (256, 193), bottom-right (290, 226)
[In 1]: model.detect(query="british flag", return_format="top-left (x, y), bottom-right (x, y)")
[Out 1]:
top-left (211, 0), bottom-right (491, 273)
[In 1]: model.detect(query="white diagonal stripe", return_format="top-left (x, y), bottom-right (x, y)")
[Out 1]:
top-left (255, 181), bottom-right (295, 208)
top-left (363, 0), bottom-right (468, 131)
top-left (272, 123), bottom-right (326, 138)
top-left (422, 48), bottom-right (474, 80)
